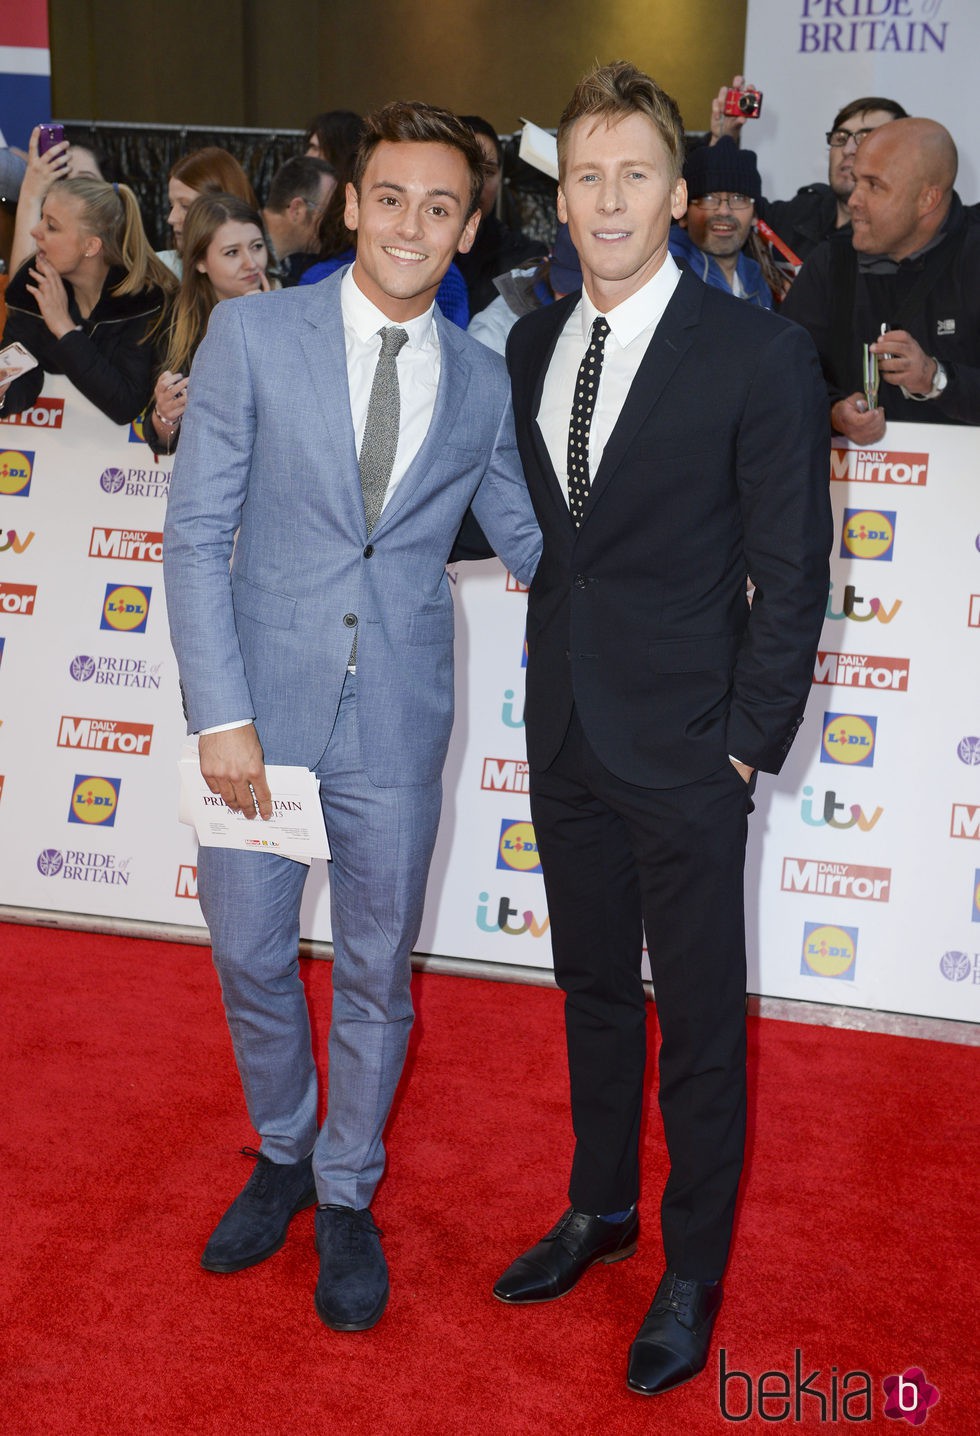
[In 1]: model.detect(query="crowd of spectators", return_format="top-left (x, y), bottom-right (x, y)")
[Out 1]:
top-left (1, 88), bottom-right (978, 437)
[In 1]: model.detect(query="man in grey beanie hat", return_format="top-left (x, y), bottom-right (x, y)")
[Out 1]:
top-left (668, 138), bottom-right (772, 307)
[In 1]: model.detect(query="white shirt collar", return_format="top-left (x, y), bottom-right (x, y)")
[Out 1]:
top-left (341, 264), bottom-right (436, 350)
top-left (580, 253), bottom-right (681, 349)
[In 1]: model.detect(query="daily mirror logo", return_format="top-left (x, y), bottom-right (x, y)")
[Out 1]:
top-left (813, 651), bottom-right (908, 693)
top-left (0, 398), bottom-right (64, 429)
top-left (829, 447), bottom-right (928, 486)
top-left (89, 529), bottom-right (164, 563)
top-left (57, 716), bottom-right (153, 756)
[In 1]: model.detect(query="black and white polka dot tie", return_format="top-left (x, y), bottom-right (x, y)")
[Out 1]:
top-left (566, 315), bottom-right (610, 526)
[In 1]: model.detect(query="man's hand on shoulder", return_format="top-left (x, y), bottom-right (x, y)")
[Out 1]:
top-left (830, 392), bottom-right (886, 445)
top-left (199, 723), bottom-right (273, 820)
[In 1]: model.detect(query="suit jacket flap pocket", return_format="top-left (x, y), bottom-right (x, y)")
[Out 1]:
top-left (647, 634), bottom-right (737, 673)
top-left (233, 575), bottom-right (297, 630)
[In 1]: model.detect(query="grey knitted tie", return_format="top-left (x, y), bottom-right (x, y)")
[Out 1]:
top-left (359, 325), bottom-right (409, 535)
top-left (566, 316), bottom-right (610, 526)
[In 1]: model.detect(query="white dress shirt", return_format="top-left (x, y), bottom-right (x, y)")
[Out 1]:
top-left (537, 255), bottom-right (681, 502)
top-left (201, 265), bottom-right (441, 733)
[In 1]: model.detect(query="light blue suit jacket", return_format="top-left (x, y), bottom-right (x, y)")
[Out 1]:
top-left (162, 271), bottom-right (541, 785)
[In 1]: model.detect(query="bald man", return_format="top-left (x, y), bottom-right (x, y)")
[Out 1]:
top-left (782, 118), bottom-right (980, 435)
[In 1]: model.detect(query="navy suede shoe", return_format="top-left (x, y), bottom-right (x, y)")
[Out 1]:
top-left (314, 1203), bottom-right (389, 1332)
top-left (201, 1147), bottom-right (317, 1273)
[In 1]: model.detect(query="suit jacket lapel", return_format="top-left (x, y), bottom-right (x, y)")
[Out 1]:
top-left (582, 269), bottom-right (703, 519)
top-left (524, 293), bottom-right (579, 525)
top-left (297, 272), bottom-right (361, 501)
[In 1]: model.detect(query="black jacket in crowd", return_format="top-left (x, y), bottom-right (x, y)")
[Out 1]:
top-left (762, 183), bottom-right (845, 262)
top-left (781, 193), bottom-right (980, 425)
top-left (1, 261), bottom-right (166, 425)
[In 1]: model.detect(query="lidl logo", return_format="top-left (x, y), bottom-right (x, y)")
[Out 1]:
top-left (0, 449), bottom-right (34, 496)
top-left (100, 584), bottom-right (151, 634)
top-left (973, 871), bottom-right (980, 924)
top-left (67, 774), bottom-right (121, 827)
top-left (821, 712), bottom-right (877, 768)
top-left (496, 818), bottom-right (542, 874)
top-left (129, 413), bottom-right (149, 443)
top-left (840, 508), bottom-right (895, 562)
top-left (521, 628), bottom-right (528, 668)
top-left (801, 922), bottom-right (858, 980)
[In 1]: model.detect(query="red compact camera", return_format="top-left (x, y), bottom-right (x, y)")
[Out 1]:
top-left (723, 87), bottom-right (763, 120)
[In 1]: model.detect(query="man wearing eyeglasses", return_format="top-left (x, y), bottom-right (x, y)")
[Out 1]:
top-left (261, 156), bottom-right (337, 286)
top-left (711, 82), bottom-right (906, 261)
top-left (669, 138), bottom-right (772, 307)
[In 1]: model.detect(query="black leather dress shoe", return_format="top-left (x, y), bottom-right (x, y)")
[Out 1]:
top-left (627, 1270), bottom-right (723, 1395)
top-left (201, 1147), bottom-right (317, 1273)
top-left (493, 1207), bottom-right (639, 1304)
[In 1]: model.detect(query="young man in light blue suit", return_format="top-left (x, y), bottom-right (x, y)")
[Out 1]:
top-left (162, 102), bottom-right (540, 1332)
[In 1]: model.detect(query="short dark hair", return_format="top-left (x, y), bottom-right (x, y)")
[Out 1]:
top-left (557, 61), bottom-right (685, 182)
top-left (266, 156), bottom-right (336, 213)
top-left (460, 114), bottom-right (502, 167)
top-left (352, 101), bottom-right (486, 218)
top-left (832, 96), bottom-right (907, 131)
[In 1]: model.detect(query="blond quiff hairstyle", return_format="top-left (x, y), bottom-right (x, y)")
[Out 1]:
top-left (557, 61), bottom-right (686, 182)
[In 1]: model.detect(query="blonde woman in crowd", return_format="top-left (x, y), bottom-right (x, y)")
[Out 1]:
top-left (0, 175), bottom-right (175, 423)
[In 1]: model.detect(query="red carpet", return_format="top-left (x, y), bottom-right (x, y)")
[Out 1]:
top-left (1, 920), bottom-right (975, 1433)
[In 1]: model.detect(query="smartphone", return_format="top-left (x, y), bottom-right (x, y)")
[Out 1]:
top-left (37, 123), bottom-right (65, 155)
top-left (0, 341), bottom-right (39, 381)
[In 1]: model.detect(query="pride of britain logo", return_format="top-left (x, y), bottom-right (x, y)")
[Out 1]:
top-left (100, 467), bottom-right (127, 494)
top-left (37, 848), bottom-right (65, 877)
top-left (957, 736), bottom-right (980, 766)
top-left (940, 951), bottom-right (973, 983)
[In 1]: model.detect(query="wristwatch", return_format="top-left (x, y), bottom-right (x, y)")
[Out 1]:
top-left (905, 357), bottom-right (948, 401)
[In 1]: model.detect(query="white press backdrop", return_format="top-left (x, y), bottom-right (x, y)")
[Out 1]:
top-left (743, 0), bottom-right (980, 212)
top-left (1, 377), bottom-right (977, 1020)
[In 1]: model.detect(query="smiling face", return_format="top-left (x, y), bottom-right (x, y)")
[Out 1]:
top-left (681, 193), bottom-right (755, 262)
top-left (31, 190), bottom-right (97, 276)
top-left (847, 126), bottom-right (932, 260)
top-left (197, 220), bottom-right (268, 299)
top-left (344, 140), bottom-right (481, 321)
top-left (557, 111), bottom-right (686, 310)
top-left (167, 178), bottom-right (199, 253)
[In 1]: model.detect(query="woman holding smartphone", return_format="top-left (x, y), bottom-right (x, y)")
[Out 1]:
top-left (0, 176), bottom-right (175, 423)
top-left (146, 192), bottom-right (271, 453)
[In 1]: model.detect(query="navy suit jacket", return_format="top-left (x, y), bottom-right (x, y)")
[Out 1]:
top-left (507, 268), bottom-right (833, 786)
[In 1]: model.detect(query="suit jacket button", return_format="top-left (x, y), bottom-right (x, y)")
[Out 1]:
top-left (363, 544), bottom-right (374, 558)
top-left (573, 573), bottom-right (588, 589)
top-left (343, 613), bottom-right (357, 628)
